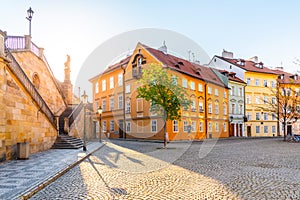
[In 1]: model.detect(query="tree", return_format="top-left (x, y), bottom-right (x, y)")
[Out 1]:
top-left (137, 63), bottom-right (191, 147)
top-left (259, 83), bottom-right (300, 141)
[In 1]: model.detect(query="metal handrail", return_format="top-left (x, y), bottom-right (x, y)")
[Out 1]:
top-left (68, 102), bottom-right (84, 127)
top-left (5, 48), bottom-right (56, 127)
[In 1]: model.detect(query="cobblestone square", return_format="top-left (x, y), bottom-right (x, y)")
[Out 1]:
top-left (31, 138), bottom-right (300, 199)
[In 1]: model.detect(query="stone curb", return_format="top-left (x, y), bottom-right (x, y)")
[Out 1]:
top-left (19, 142), bottom-right (106, 200)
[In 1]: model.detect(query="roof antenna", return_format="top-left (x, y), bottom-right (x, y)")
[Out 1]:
top-left (188, 50), bottom-right (191, 61)
top-left (192, 52), bottom-right (195, 62)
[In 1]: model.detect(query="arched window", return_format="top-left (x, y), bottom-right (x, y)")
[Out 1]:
top-left (32, 73), bottom-right (40, 90)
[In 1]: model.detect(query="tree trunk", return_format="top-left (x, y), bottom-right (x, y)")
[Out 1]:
top-left (283, 121), bottom-right (286, 141)
top-left (163, 110), bottom-right (167, 148)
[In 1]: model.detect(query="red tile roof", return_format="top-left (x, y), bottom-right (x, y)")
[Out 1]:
top-left (142, 44), bottom-right (226, 87)
top-left (272, 69), bottom-right (300, 84)
top-left (103, 56), bottom-right (131, 74)
top-left (217, 69), bottom-right (246, 84)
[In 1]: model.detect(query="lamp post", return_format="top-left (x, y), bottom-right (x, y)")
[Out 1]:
top-left (97, 106), bottom-right (103, 142)
top-left (82, 90), bottom-right (88, 151)
top-left (26, 7), bottom-right (34, 37)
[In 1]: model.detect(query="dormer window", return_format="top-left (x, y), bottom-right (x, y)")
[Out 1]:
top-left (138, 57), bottom-right (143, 65)
top-left (280, 74), bottom-right (284, 80)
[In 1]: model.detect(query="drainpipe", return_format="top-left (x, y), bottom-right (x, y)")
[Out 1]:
top-left (204, 83), bottom-right (208, 139)
top-left (243, 84), bottom-right (246, 137)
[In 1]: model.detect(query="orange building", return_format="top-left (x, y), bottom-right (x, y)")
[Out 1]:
top-left (90, 42), bottom-right (229, 141)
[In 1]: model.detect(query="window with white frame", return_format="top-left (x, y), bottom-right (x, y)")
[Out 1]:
top-left (272, 126), bottom-right (276, 133)
top-left (215, 122), bottom-right (219, 132)
top-left (208, 122), bottom-right (212, 132)
top-left (255, 96), bottom-right (260, 104)
top-left (198, 83), bottom-right (203, 92)
top-left (264, 96), bottom-right (268, 104)
top-left (208, 103), bottom-right (212, 114)
top-left (126, 98), bottom-right (130, 113)
top-left (126, 122), bottom-right (131, 133)
top-left (255, 79), bottom-right (260, 86)
top-left (182, 78), bottom-right (187, 88)
top-left (191, 100), bottom-right (196, 111)
top-left (95, 82), bottom-right (99, 93)
top-left (246, 78), bottom-right (251, 85)
top-left (173, 120), bottom-right (178, 132)
top-left (109, 97), bottom-right (114, 111)
top-left (271, 81), bottom-right (275, 88)
top-left (208, 87), bottom-right (212, 94)
top-left (191, 121), bottom-right (196, 132)
top-left (224, 91), bottom-right (227, 98)
top-left (199, 102), bottom-right (204, 112)
top-left (272, 113), bottom-right (276, 120)
top-left (239, 104), bottom-right (243, 114)
top-left (151, 120), bottom-right (157, 133)
top-left (239, 88), bottom-right (243, 97)
top-left (125, 84), bottom-right (130, 93)
top-left (264, 113), bottom-right (268, 120)
top-left (246, 96), bottom-right (251, 104)
top-left (223, 103), bottom-right (227, 115)
top-left (118, 73), bottom-right (122, 86)
top-left (102, 80), bottom-right (106, 91)
top-left (110, 120), bottom-right (114, 132)
top-left (199, 122), bottom-right (203, 132)
top-left (215, 89), bottom-right (219, 96)
top-left (256, 113), bottom-right (260, 120)
top-left (190, 81), bottom-right (195, 90)
top-left (102, 99), bottom-right (106, 112)
top-left (231, 103), bottom-right (235, 114)
top-left (264, 126), bottom-right (268, 133)
top-left (118, 95), bottom-right (123, 109)
top-left (247, 112), bottom-right (252, 120)
top-left (263, 80), bottom-right (267, 87)
top-left (109, 76), bottom-right (114, 89)
top-left (215, 104), bottom-right (219, 114)
top-left (183, 121), bottom-right (188, 132)
top-left (172, 75), bottom-right (177, 85)
top-left (231, 86), bottom-right (235, 96)
top-left (256, 126), bottom-right (260, 133)
top-left (102, 121), bottom-right (107, 132)
top-left (223, 122), bottom-right (227, 131)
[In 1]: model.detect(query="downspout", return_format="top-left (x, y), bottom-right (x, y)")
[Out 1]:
top-left (243, 84), bottom-right (246, 137)
top-left (204, 83), bottom-right (208, 139)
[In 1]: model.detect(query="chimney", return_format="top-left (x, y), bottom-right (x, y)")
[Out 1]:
top-left (0, 30), bottom-right (6, 56)
top-left (249, 56), bottom-right (258, 63)
top-left (222, 49), bottom-right (233, 58)
top-left (158, 41), bottom-right (167, 54)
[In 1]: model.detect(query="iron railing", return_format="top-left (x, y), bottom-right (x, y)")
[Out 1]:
top-left (68, 102), bottom-right (84, 127)
top-left (5, 48), bottom-right (56, 127)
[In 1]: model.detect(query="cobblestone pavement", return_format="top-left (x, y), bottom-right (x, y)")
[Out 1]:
top-left (31, 138), bottom-right (300, 199)
top-left (0, 141), bottom-right (103, 200)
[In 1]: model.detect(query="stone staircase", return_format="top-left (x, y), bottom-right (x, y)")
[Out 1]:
top-left (58, 106), bottom-right (73, 135)
top-left (51, 135), bottom-right (83, 149)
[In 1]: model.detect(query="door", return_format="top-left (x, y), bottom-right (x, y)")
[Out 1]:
top-left (118, 120), bottom-right (124, 138)
top-left (287, 125), bottom-right (292, 135)
top-left (230, 124), bottom-right (235, 137)
top-left (247, 126), bottom-right (251, 137)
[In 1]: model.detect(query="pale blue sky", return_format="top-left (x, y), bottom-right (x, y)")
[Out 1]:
top-left (1, 0), bottom-right (300, 84)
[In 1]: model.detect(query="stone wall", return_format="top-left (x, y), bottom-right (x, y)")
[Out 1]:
top-left (0, 56), bottom-right (57, 161)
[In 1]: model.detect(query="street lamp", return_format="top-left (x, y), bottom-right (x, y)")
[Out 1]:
top-left (97, 106), bottom-right (103, 142)
top-left (82, 90), bottom-right (88, 151)
top-left (26, 7), bottom-right (34, 37)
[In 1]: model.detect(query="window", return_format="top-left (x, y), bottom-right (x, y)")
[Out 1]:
top-left (255, 79), bottom-right (260, 86)
top-left (246, 96), bottom-right (251, 104)
top-left (246, 78), bottom-right (251, 85)
top-left (224, 91), bottom-right (227, 98)
top-left (215, 122), bottom-right (219, 132)
top-left (198, 83), bottom-right (203, 92)
top-left (191, 121), bottom-right (196, 132)
top-left (102, 80), bottom-right (106, 91)
top-left (118, 73), bottom-right (122, 86)
top-left (223, 122), bottom-right (227, 131)
top-left (110, 120), bottom-right (114, 132)
top-left (137, 99), bottom-right (143, 112)
top-left (208, 122), bottom-right (212, 132)
top-left (256, 113), bottom-right (260, 120)
top-left (264, 126), bottom-right (268, 133)
top-left (109, 76), bottom-right (114, 89)
top-left (151, 120), bottom-right (157, 133)
top-left (173, 120), bottom-right (179, 132)
top-left (102, 99), bottom-right (106, 112)
top-left (272, 113), bottom-right (276, 120)
top-left (272, 97), bottom-right (276, 104)
top-left (239, 105), bottom-right (243, 114)
top-left (208, 87), bottom-right (212, 94)
top-left (191, 100), bottom-right (196, 111)
top-left (247, 112), bottom-right (252, 120)
top-left (215, 104), bottom-right (219, 114)
top-left (182, 78), bottom-right (187, 88)
top-left (199, 122), bottom-right (203, 132)
top-left (263, 80), bottom-right (267, 87)
top-left (172, 75), bottom-right (177, 85)
top-left (95, 82), bottom-right (99, 93)
top-left (126, 122), bottom-right (131, 133)
top-left (190, 81), bottom-right (195, 90)
top-left (256, 126), bottom-right (260, 133)
top-left (199, 102), bottom-right (204, 112)
top-left (264, 113), bottom-right (268, 120)
top-left (126, 98), bottom-right (130, 113)
top-left (183, 121), bottom-right (188, 132)
top-left (208, 103), bottom-right (212, 114)
top-left (231, 86), bottom-right (235, 96)
top-left (272, 126), bottom-right (276, 133)
top-left (296, 88), bottom-right (299, 97)
top-left (239, 88), bottom-right (243, 97)
top-left (215, 89), bottom-right (219, 96)
top-left (126, 84), bottom-right (130, 93)
top-left (271, 81), bottom-right (275, 88)
top-left (118, 95), bottom-right (123, 109)
top-left (264, 96), bottom-right (268, 104)
top-left (109, 97), bottom-right (114, 111)
top-left (256, 96), bottom-right (260, 104)
top-left (223, 104), bottom-right (227, 115)
top-left (287, 89), bottom-right (291, 96)
top-left (102, 121), bottom-right (107, 132)
top-left (231, 104), bottom-right (235, 114)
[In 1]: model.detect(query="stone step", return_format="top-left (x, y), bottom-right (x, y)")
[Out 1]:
top-left (51, 135), bottom-right (83, 149)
